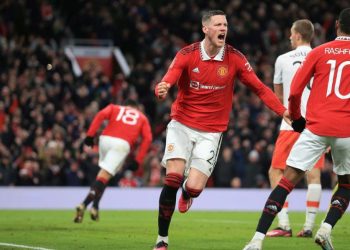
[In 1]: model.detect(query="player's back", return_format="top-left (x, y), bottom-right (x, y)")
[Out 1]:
top-left (101, 104), bottom-right (148, 145)
top-left (275, 46), bottom-right (311, 131)
top-left (304, 38), bottom-right (350, 137)
top-left (275, 46), bottom-right (311, 108)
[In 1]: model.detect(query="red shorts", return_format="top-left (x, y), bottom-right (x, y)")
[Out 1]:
top-left (271, 130), bottom-right (325, 170)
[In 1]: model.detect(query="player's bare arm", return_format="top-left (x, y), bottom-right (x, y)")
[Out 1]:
top-left (282, 110), bottom-right (292, 126)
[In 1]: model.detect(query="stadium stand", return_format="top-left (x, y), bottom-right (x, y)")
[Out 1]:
top-left (0, 0), bottom-right (340, 188)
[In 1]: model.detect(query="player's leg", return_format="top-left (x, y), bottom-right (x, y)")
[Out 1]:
top-left (154, 159), bottom-right (185, 250)
top-left (315, 175), bottom-right (350, 250)
top-left (178, 167), bottom-right (207, 213)
top-left (154, 120), bottom-right (190, 249)
top-left (315, 136), bottom-right (350, 249)
top-left (74, 170), bottom-right (111, 223)
top-left (90, 169), bottom-right (113, 221)
top-left (266, 131), bottom-right (297, 237)
top-left (243, 167), bottom-right (303, 250)
top-left (74, 136), bottom-right (129, 223)
top-left (244, 129), bottom-right (327, 249)
top-left (178, 130), bottom-right (222, 213)
top-left (298, 164), bottom-right (322, 237)
top-left (266, 167), bottom-right (292, 236)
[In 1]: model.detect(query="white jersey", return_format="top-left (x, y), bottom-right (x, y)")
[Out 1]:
top-left (273, 45), bottom-right (312, 130)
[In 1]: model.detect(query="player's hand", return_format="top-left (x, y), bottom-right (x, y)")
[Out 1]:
top-left (282, 110), bottom-right (292, 126)
top-left (84, 136), bottom-right (94, 147)
top-left (291, 116), bottom-right (306, 133)
top-left (127, 159), bottom-right (139, 172)
top-left (156, 82), bottom-right (170, 100)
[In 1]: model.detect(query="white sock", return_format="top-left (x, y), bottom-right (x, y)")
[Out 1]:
top-left (277, 196), bottom-right (290, 230)
top-left (156, 236), bottom-right (168, 244)
top-left (252, 232), bottom-right (265, 241)
top-left (304, 184), bottom-right (321, 230)
top-left (320, 222), bottom-right (332, 234)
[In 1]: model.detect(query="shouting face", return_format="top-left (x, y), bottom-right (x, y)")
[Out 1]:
top-left (202, 14), bottom-right (228, 48)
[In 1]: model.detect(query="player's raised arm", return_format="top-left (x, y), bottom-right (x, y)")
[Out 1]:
top-left (155, 49), bottom-right (189, 99)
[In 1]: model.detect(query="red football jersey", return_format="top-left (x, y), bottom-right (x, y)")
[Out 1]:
top-left (160, 41), bottom-right (286, 132)
top-left (86, 104), bottom-right (152, 163)
top-left (289, 37), bottom-right (350, 137)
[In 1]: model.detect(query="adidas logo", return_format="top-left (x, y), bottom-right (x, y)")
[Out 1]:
top-left (331, 200), bottom-right (341, 206)
top-left (266, 204), bottom-right (278, 212)
top-left (192, 67), bottom-right (200, 73)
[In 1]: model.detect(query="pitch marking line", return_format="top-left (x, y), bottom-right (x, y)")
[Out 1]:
top-left (0, 242), bottom-right (54, 250)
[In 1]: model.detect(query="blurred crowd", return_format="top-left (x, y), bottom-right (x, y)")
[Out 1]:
top-left (0, 0), bottom-right (343, 188)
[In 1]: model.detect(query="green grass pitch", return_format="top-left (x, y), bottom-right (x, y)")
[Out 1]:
top-left (0, 210), bottom-right (350, 249)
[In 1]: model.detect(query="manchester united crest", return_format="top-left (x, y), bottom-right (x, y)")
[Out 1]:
top-left (217, 65), bottom-right (228, 77)
top-left (167, 143), bottom-right (175, 152)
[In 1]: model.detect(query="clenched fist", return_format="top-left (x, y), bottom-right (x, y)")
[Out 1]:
top-left (155, 82), bottom-right (171, 100)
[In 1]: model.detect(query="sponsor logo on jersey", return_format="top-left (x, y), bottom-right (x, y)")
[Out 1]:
top-left (192, 67), bottom-right (200, 73)
top-left (217, 65), bottom-right (228, 77)
top-left (190, 80), bottom-right (226, 90)
top-left (167, 143), bottom-right (175, 152)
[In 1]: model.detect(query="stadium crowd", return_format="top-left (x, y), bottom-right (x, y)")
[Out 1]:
top-left (0, 0), bottom-right (344, 188)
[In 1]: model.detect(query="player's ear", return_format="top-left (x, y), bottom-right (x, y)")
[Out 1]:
top-left (202, 25), bottom-right (208, 34)
top-left (335, 20), bottom-right (339, 32)
top-left (296, 32), bottom-right (301, 41)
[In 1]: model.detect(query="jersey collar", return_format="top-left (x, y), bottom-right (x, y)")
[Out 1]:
top-left (296, 45), bottom-right (311, 50)
top-left (336, 36), bottom-right (350, 41)
top-left (200, 40), bottom-right (225, 61)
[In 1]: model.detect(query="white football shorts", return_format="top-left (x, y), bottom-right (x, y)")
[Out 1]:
top-left (98, 135), bottom-right (130, 175)
top-left (287, 129), bottom-right (350, 175)
top-left (161, 120), bottom-right (223, 177)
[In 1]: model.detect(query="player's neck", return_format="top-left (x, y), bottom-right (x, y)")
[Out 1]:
top-left (337, 31), bottom-right (350, 37)
top-left (203, 39), bottom-right (222, 57)
top-left (295, 42), bottom-right (310, 48)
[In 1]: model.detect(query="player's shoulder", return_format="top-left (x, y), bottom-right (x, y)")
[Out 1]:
top-left (278, 48), bottom-right (301, 59)
top-left (104, 103), bottom-right (116, 110)
top-left (303, 42), bottom-right (333, 60)
top-left (179, 42), bottom-right (200, 55)
top-left (226, 44), bottom-right (246, 59)
top-left (138, 111), bottom-right (150, 125)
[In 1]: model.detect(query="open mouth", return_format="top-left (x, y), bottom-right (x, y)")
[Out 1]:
top-left (218, 34), bottom-right (225, 41)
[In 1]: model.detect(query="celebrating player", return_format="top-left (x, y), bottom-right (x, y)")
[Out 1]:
top-left (74, 99), bottom-right (152, 223)
top-left (152, 10), bottom-right (290, 250)
top-left (243, 8), bottom-right (350, 250)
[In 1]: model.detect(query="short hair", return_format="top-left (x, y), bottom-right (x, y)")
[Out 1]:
top-left (202, 10), bottom-right (226, 25)
top-left (339, 8), bottom-right (350, 35)
top-left (123, 99), bottom-right (138, 107)
top-left (292, 19), bottom-right (314, 43)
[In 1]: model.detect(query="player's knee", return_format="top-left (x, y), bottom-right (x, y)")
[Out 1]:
top-left (185, 184), bottom-right (202, 198)
top-left (164, 173), bottom-right (183, 189)
top-left (263, 199), bottom-right (283, 216)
